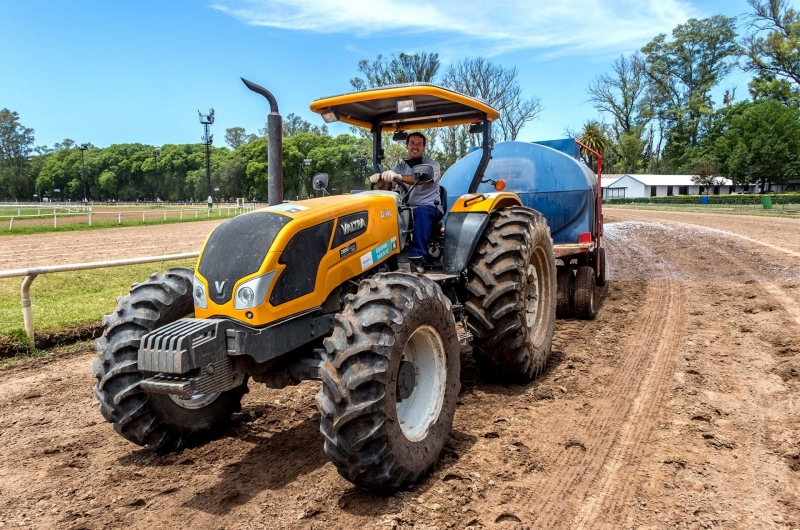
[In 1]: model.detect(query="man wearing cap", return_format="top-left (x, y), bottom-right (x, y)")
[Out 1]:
top-left (369, 132), bottom-right (442, 261)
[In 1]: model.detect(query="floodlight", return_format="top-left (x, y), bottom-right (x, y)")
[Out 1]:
top-left (397, 100), bottom-right (416, 113)
top-left (321, 109), bottom-right (340, 123)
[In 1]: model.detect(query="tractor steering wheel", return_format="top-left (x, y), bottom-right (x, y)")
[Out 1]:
top-left (370, 178), bottom-right (412, 204)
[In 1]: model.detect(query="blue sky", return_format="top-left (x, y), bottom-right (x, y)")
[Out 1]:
top-left (0, 0), bottom-right (757, 150)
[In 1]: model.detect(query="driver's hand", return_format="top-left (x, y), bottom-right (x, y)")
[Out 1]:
top-left (369, 173), bottom-right (382, 183)
top-left (381, 170), bottom-right (401, 183)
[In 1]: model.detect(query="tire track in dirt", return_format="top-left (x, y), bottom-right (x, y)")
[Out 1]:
top-left (529, 228), bottom-right (686, 527)
top-left (573, 281), bottom-right (685, 528)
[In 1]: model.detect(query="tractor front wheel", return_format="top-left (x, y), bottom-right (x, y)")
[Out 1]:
top-left (92, 268), bottom-right (247, 452)
top-left (316, 272), bottom-right (460, 491)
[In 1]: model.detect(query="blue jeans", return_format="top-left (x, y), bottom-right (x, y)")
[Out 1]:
top-left (410, 205), bottom-right (443, 258)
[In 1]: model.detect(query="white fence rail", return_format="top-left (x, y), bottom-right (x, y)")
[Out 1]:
top-left (0, 252), bottom-right (199, 349)
top-left (1, 206), bottom-right (254, 231)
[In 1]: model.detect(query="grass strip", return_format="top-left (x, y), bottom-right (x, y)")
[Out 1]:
top-left (0, 258), bottom-right (196, 354)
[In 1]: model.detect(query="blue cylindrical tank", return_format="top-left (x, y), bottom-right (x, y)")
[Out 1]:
top-left (441, 140), bottom-right (597, 244)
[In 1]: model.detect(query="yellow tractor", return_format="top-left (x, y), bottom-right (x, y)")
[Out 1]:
top-left (92, 80), bottom-right (556, 491)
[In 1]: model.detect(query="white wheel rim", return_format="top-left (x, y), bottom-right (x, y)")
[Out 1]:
top-left (396, 325), bottom-right (447, 442)
top-left (170, 392), bottom-right (220, 409)
top-left (525, 263), bottom-right (540, 329)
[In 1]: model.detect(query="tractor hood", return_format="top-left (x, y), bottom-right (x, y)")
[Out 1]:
top-left (193, 191), bottom-right (402, 326)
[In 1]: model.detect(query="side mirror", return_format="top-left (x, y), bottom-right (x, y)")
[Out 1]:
top-left (312, 173), bottom-right (329, 191)
top-left (412, 164), bottom-right (435, 183)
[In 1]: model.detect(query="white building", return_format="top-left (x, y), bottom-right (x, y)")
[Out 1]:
top-left (601, 174), bottom-right (752, 199)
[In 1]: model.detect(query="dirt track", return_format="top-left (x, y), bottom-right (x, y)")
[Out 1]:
top-left (0, 219), bottom-right (224, 270)
top-left (2, 209), bottom-right (800, 529)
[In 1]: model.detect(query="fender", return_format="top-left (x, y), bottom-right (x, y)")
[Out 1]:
top-left (443, 192), bottom-right (523, 274)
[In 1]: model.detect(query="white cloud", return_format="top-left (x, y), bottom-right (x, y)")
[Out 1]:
top-left (210, 0), bottom-right (702, 56)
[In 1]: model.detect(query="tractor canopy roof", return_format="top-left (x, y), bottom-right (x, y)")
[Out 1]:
top-left (310, 83), bottom-right (500, 132)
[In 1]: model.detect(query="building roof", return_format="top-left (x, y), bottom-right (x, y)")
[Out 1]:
top-left (611, 174), bottom-right (733, 186)
top-left (601, 177), bottom-right (623, 188)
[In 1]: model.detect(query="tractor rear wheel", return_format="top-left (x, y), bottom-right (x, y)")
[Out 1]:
top-left (316, 272), bottom-right (460, 491)
top-left (556, 266), bottom-right (574, 319)
top-left (92, 268), bottom-right (247, 452)
top-left (573, 265), bottom-right (598, 320)
top-left (464, 207), bottom-right (556, 380)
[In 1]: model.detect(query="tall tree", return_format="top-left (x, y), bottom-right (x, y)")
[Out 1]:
top-left (224, 127), bottom-right (254, 149)
top-left (642, 16), bottom-right (741, 164)
top-left (587, 53), bottom-right (652, 142)
top-left (711, 100), bottom-right (800, 191)
top-left (744, 0), bottom-right (800, 87)
top-left (0, 109), bottom-right (36, 199)
top-left (442, 58), bottom-right (542, 141)
top-left (350, 53), bottom-right (440, 91)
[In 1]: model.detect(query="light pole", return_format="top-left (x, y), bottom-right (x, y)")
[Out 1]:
top-left (199, 109), bottom-right (215, 210)
top-left (303, 158), bottom-right (312, 197)
top-left (78, 143), bottom-right (91, 201)
top-left (153, 147), bottom-right (161, 200)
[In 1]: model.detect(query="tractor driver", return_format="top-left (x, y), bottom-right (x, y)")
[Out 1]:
top-left (369, 132), bottom-right (442, 261)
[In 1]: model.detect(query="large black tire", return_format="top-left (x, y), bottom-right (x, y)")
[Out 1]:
top-left (92, 268), bottom-right (248, 452)
top-left (573, 265), bottom-right (597, 320)
top-left (316, 272), bottom-right (460, 491)
top-left (464, 207), bottom-right (556, 380)
top-left (595, 247), bottom-right (607, 287)
top-left (556, 266), bottom-right (574, 319)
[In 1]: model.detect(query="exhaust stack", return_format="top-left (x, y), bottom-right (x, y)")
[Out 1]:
top-left (241, 78), bottom-right (283, 206)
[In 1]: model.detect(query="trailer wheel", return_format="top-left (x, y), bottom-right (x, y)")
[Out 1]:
top-left (556, 266), bottom-right (574, 319)
top-left (316, 272), bottom-right (460, 491)
top-left (595, 247), bottom-right (607, 287)
top-left (464, 207), bottom-right (556, 380)
top-left (91, 268), bottom-right (247, 453)
top-left (573, 265), bottom-right (597, 320)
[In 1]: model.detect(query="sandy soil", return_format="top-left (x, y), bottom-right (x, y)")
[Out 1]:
top-left (0, 220), bottom-right (224, 270)
top-left (2, 210), bottom-right (800, 529)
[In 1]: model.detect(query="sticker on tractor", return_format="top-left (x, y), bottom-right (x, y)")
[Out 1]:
top-left (360, 237), bottom-right (397, 270)
top-left (265, 203), bottom-right (309, 214)
top-left (340, 242), bottom-right (357, 259)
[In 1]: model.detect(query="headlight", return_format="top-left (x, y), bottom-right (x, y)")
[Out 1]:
top-left (234, 270), bottom-right (277, 310)
top-left (193, 276), bottom-right (208, 309)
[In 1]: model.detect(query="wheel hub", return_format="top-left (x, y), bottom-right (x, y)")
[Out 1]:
top-left (525, 263), bottom-right (540, 329)
top-left (395, 325), bottom-right (447, 442)
top-left (169, 392), bottom-right (221, 409)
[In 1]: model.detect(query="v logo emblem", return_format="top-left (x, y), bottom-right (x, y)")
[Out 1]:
top-left (214, 280), bottom-right (226, 295)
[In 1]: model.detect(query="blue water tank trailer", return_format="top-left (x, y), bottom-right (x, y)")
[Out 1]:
top-left (440, 140), bottom-right (597, 245)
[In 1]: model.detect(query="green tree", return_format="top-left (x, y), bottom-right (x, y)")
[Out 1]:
top-left (711, 100), bottom-right (800, 190)
top-left (0, 109), bottom-right (36, 199)
top-left (642, 16), bottom-right (741, 166)
top-left (225, 127), bottom-right (255, 149)
top-left (744, 0), bottom-right (800, 86)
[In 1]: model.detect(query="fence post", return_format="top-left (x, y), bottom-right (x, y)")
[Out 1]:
top-left (21, 274), bottom-right (38, 349)
top-left (195, 210), bottom-right (198, 219)
top-left (180, 210), bottom-right (183, 220)
top-left (163, 211), bottom-right (166, 221)
top-left (9, 217), bottom-right (13, 231)
top-left (142, 212), bottom-right (145, 222)
top-left (17, 208), bottom-right (20, 216)
top-left (118, 213), bottom-right (121, 224)
top-left (54, 213), bottom-right (57, 228)
top-left (89, 213), bottom-right (92, 227)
